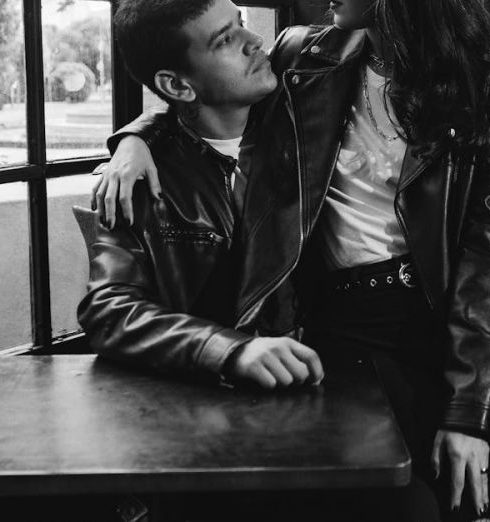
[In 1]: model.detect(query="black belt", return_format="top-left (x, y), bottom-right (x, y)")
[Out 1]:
top-left (327, 255), bottom-right (417, 292)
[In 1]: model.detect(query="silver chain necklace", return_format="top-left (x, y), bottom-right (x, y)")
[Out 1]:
top-left (362, 66), bottom-right (399, 142)
top-left (367, 53), bottom-right (393, 72)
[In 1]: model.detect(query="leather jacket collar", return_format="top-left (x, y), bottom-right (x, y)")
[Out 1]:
top-left (163, 111), bottom-right (238, 177)
top-left (300, 26), bottom-right (367, 64)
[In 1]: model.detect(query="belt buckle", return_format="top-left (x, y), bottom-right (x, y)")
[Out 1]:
top-left (398, 262), bottom-right (416, 288)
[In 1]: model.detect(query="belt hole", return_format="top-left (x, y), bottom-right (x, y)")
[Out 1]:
top-left (369, 279), bottom-right (377, 287)
top-left (386, 276), bottom-right (394, 284)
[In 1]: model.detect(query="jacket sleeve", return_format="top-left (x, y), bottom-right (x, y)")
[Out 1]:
top-left (444, 157), bottom-right (490, 435)
top-left (77, 187), bottom-right (253, 380)
top-left (107, 105), bottom-right (171, 156)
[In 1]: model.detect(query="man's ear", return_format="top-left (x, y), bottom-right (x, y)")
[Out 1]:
top-left (154, 70), bottom-right (196, 103)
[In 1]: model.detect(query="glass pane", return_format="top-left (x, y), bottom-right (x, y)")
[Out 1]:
top-left (47, 174), bottom-right (93, 339)
top-left (241, 7), bottom-right (277, 52)
top-left (0, 0), bottom-right (27, 168)
top-left (0, 182), bottom-right (31, 351)
top-left (42, 0), bottom-right (112, 161)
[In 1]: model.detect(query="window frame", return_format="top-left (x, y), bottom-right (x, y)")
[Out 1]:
top-left (1, 0), bottom-right (294, 356)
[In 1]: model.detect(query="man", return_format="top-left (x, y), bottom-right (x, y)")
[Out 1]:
top-left (91, 0), bottom-right (490, 520)
top-left (78, 0), bottom-right (324, 389)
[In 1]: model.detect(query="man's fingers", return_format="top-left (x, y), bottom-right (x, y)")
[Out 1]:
top-left (288, 341), bottom-right (324, 384)
top-left (450, 453), bottom-right (466, 510)
top-left (118, 178), bottom-right (136, 226)
top-left (104, 177), bottom-right (120, 229)
top-left (278, 352), bottom-right (309, 384)
top-left (147, 166), bottom-right (162, 200)
top-left (250, 365), bottom-right (277, 389)
top-left (263, 356), bottom-right (294, 387)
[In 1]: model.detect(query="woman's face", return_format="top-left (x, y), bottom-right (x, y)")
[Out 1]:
top-left (329, 0), bottom-right (377, 30)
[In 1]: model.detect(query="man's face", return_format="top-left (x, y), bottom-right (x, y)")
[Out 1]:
top-left (180, 0), bottom-right (278, 109)
top-left (329, 0), bottom-right (377, 30)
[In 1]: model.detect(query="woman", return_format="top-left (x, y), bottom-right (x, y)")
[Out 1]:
top-left (92, 0), bottom-right (490, 520)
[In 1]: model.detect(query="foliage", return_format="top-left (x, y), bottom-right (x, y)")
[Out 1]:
top-left (0, 0), bottom-right (23, 108)
top-left (44, 13), bottom-right (111, 88)
top-left (0, 0), bottom-right (111, 107)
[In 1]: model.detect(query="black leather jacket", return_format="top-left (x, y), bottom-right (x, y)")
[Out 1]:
top-left (78, 115), bottom-right (254, 380)
top-left (105, 26), bottom-right (490, 436)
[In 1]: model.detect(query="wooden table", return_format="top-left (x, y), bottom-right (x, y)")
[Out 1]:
top-left (0, 354), bottom-right (410, 501)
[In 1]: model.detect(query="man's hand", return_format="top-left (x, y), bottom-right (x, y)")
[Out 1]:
top-left (432, 429), bottom-right (490, 515)
top-left (91, 135), bottom-right (161, 229)
top-left (226, 337), bottom-right (324, 389)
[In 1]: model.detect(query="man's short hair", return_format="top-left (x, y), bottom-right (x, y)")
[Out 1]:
top-left (114, 0), bottom-right (215, 98)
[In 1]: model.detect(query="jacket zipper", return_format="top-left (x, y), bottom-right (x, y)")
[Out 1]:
top-left (160, 227), bottom-right (224, 245)
top-left (224, 169), bottom-right (234, 205)
top-left (237, 71), bottom-right (348, 327)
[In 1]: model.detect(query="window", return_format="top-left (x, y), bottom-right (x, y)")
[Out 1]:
top-left (0, 0), bottom-right (293, 355)
top-left (42, 0), bottom-right (113, 161)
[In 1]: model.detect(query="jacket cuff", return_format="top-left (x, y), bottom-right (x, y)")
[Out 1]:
top-left (442, 401), bottom-right (490, 436)
top-left (196, 328), bottom-right (254, 375)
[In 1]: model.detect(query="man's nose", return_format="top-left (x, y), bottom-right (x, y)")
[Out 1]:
top-left (243, 30), bottom-right (264, 55)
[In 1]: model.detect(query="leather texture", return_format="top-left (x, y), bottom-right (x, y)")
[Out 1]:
top-left (78, 116), bottom-right (254, 380)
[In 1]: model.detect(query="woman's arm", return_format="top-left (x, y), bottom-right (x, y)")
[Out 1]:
top-left (435, 156), bottom-right (490, 514)
top-left (91, 107), bottom-right (170, 228)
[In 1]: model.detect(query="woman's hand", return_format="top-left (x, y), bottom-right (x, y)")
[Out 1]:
top-left (91, 135), bottom-right (161, 228)
top-left (432, 429), bottom-right (489, 516)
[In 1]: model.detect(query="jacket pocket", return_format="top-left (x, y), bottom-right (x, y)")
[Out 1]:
top-left (159, 226), bottom-right (228, 246)
top-left (154, 226), bottom-right (232, 313)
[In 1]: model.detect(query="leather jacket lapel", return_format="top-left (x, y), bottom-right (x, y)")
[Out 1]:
top-left (285, 57), bottom-right (361, 237)
top-left (398, 141), bottom-right (441, 193)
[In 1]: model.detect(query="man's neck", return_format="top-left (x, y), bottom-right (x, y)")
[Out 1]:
top-left (182, 105), bottom-right (250, 140)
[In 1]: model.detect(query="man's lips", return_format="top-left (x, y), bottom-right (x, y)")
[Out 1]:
top-left (250, 53), bottom-right (270, 74)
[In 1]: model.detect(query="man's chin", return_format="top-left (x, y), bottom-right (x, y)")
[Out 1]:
top-left (259, 73), bottom-right (278, 94)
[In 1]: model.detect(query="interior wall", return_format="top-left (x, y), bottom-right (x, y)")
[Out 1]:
top-left (293, 0), bottom-right (330, 25)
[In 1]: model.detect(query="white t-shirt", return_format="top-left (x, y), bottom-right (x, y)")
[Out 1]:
top-left (319, 66), bottom-right (409, 269)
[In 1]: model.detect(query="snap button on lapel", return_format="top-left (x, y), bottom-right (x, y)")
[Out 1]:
top-left (484, 195), bottom-right (490, 211)
top-left (291, 74), bottom-right (300, 85)
top-left (310, 45), bottom-right (321, 54)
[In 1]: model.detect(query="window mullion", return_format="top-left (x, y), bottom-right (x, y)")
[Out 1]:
top-left (24, 0), bottom-right (52, 349)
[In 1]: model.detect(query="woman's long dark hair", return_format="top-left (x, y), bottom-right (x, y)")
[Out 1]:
top-left (376, 0), bottom-right (490, 157)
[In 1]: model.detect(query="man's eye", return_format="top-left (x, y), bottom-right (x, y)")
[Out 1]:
top-left (217, 34), bottom-right (232, 47)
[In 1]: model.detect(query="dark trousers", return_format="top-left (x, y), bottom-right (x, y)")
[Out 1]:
top-left (303, 259), bottom-right (478, 522)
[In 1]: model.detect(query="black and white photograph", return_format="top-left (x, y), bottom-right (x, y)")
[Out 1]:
top-left (1, 0), bottom-right (490, 521)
